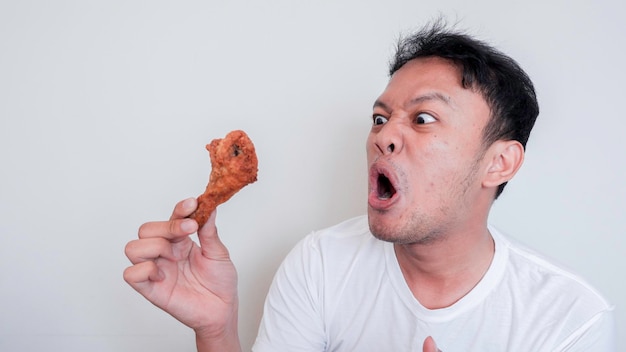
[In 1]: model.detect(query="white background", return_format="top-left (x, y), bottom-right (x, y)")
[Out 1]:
top-left (1, 1), bottom-right (624, 351)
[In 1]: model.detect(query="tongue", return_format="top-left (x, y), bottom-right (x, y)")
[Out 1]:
top-left (377, 174), bottom-right (395, 199)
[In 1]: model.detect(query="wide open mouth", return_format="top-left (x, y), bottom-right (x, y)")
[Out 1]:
top-left (377, 173), bottom-right (396, 199)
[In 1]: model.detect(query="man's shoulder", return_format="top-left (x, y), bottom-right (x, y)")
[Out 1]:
top-left (492, 226), bottom-right (613, 312)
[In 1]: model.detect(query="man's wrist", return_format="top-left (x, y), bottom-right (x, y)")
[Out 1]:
top-left (194, 305), bottom-right (241, 352)
top-left (195, 325), bottom-right (241, 352)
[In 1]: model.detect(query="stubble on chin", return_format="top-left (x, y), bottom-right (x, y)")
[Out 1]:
top-left (367, 211), bottom-right (445, 245)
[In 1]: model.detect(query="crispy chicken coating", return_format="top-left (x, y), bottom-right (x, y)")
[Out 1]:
top-left (190, 130), bottom-right (258, 228)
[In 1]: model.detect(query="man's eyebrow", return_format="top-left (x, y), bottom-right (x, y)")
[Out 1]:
top-left (412, 92), bottom-right (453, 106)
top-left (372, 99), bottom-right (389, 110)
top-left (373, 92), bottom-right (454, 110)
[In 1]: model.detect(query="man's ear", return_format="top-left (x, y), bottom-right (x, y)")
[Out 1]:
top-left (482, 140), bottom-right (525, 189)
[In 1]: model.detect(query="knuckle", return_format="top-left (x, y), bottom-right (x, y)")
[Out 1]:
top-left (168, 219), bottom-right (180, 236)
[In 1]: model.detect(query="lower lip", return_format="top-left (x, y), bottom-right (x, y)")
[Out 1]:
top-left (367, 190), bottom-right (397, 211)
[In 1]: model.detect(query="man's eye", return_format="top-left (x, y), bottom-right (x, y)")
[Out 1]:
top-left (416, 112), bottom-right (436, 124)
top-left (373, 115), bottom-right (388, 125)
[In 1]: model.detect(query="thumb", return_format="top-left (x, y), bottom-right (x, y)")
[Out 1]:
top-left (196, 210), bottom-right (231, 260)
top-left (423, 336), bottom-right (441, 352)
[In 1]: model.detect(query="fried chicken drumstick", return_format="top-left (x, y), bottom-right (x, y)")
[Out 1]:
top-left (189, 130), bottom-right (258, 228)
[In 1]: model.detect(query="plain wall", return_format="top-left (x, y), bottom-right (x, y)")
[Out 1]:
top-left (1, 0), bottom-right (624, 351)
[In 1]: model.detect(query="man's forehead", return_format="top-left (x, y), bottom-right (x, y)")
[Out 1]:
top-left (374, 58), bottom-right (486, 111)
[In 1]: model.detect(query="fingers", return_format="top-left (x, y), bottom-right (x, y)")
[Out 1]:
top-left (197, 210), bottom-right (231, 261)
top-left (423, 336), bottom-right (442, 352)
top-left (170, 197), bottom-right (198, 220)
top-left (124, 198), bottom-right (200, 297)
top-left (125, 238), bottom-right (175, 264)
top-left (138, 218), bottom-right (198, 241)
top-left (124, 237), bottom-right (176, 293)
top-left (123, 261), bottom-right (165, 288)
top-left (138, 198), bottom-right (199, 242)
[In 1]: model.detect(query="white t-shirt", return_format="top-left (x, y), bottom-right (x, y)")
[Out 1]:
top-left (252, 215), bottom-right (615, 351)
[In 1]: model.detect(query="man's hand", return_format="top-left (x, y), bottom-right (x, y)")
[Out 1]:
top-left (423, 336), bottom-right (442, 352)
top-left (123, 198), bottom-right (241, 351)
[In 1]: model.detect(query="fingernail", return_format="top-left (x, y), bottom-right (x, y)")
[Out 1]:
top-left (181, 219), bottom-right (197, 233)
top-left (183, 198), bottom-right (196, 210)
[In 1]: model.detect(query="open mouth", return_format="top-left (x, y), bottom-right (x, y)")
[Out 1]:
top-left (376, 173), bottom-right (396, 200)
top-left (368, 162), bottom-right (399, 209)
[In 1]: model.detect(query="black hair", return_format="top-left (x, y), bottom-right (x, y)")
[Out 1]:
top-left (389, 20), bottom-right (539, 198)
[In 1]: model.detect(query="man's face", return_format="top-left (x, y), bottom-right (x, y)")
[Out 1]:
top-left (366, 57), bottom-right (492, 244)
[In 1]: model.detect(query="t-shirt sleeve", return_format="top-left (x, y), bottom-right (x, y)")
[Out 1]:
top-left (252, 233), bottom-right (327, 352)
top-left (553, 307), bottom-right (616, 352)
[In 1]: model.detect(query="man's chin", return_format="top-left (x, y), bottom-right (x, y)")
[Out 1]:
top-left (367, 215), bottom-right (400, 243)
top-left (367, 212), bottom-right (438, 245)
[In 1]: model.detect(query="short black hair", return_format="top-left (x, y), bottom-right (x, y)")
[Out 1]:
top-left (389, 20), bottom-right (539, 198)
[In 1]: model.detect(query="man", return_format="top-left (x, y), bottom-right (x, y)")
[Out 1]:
top-left (124, 22), bottom-right (615, 351)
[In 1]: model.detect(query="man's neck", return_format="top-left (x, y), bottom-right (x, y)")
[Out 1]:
top-left (394, 225), bottom-right (495, 310)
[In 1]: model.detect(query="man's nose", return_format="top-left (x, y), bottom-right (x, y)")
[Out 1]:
top-left (375, 120), bottom-right (404, 155)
